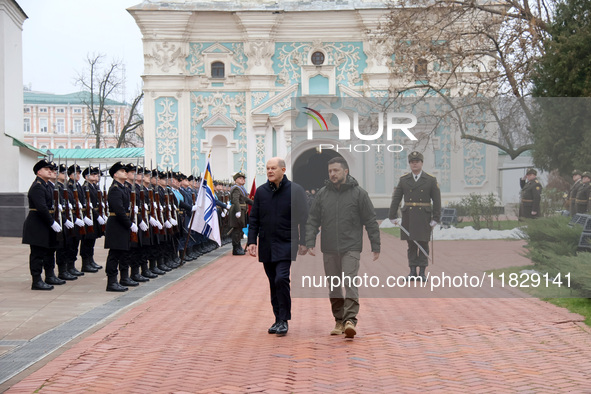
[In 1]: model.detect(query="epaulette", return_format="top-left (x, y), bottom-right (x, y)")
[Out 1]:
top-left (35, 181), bottom-right (42, 185)
top-left (401, 172), bottom-right (411, 178)
top-left (535, 180), bottom-right (539, 183)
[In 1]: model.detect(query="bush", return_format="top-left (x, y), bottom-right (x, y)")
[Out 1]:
top-left (540, 187), bottom-right (568, 216)
top-left (447, 193), bottom-right (502, 230)
top-left (519, 216), bottom-right (591, 296)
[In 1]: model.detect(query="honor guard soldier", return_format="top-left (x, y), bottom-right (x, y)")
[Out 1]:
top-left (23, 159), bottom-right (62, 290)
top-left (519, 168), bottom-right (543, 219)
top-left (104, 162), bottom-right (137, 292)
top-left (55, 164), bottom-right (77, 281)
top-left (568, 170), bottom-right (583, 215)
top-left (575, 171), bottom-right (591, 214)
top-left (229, 172), bottom-right (253, 255)
top-left (79, 166), bottom-right (102, 273)
top-left (388, 151), bottom-right (441, 282)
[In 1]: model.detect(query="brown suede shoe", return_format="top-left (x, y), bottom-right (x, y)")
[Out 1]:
top-left (344, 321), bottom-right (356, 339)
top-left (330, 321), bottom-right (345, 335)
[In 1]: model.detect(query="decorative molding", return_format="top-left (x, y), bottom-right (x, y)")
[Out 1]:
top-left (146, 42), bottom-right (185, 74)
top-left (155, 97), bottom-right (179, 170)
top-left (256, 135), bottom-right (265, 175)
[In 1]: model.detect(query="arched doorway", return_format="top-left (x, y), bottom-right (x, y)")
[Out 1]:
top-left (292, 148), bottom-right (342, 192)
top-left (210, 135), bottom-right (229, 179)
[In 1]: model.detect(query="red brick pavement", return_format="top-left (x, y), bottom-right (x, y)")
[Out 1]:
top-left (6, 236), bottom-right (591, 393)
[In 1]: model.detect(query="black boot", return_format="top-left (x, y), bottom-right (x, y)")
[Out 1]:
top-left (90, 257), bottom-right (103, 270)
top-left (142, 262), bottom-right (158, 278)
top-left (418, 266), bottom-right (428, 282)
top-left (106, 276), bottom-right (128, 292)
top-left (45, 275), bottom-right (66, 285)
top-left (157, 257), bottom-right (172, 272)
top-left (130, 265), bottom-right (149, 282)
top-left (68, 262), bottom-right (84, 276)
top-left (407, 266), bottom-right (418, 281)
top-left (149, 259), bottom-right (165, 275)
top-left (58, 268), bottom-right (77, 281)
top-left (81, 257), bottom-right (99, 273)
top-left (32, 275), bottom-right (53, 290)
top-left (119, 268), bottom-right (139, 287)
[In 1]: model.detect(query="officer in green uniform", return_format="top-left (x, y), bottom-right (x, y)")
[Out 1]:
top-left (567, 170), bottom-right (583, 215)
top-left (575, 172), bottom-right (591, 214)
top-left (228, 172), bottom-right (253, 255)
top-left (519, 168), bottom-right (543, 219)
top-left (388, 151), bottom-right (441, 281)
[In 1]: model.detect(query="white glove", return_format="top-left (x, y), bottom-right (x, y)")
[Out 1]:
top-left (168, 204), bottom-right (172, 212)
top-left (170, 218), bottom-right (177, 226)
top-left (390, 218), bottom-right (402, 226)
top-left (130, 223), bottom-right (138, 233)
top-left (78, 202), bottom-right (83, 210)
top-left (144, 203), bottom-right (149, 211)
top-left (51, 221), bottom-right (62, 232)
top-left (102, 214), bottom-right (108, 223)
top-left (97, 216), bottom-right (105, 225)
top-left (192, 204), bottom-right (199, 212)
top-left (223, 208), bottom-right (228, 215)
top-left (89, 202), bottom-right (93, 209)
top-left (75, 218), bottom-right (85, 227)
top-left (84, 217), bottom-right (93, 226)
top-left (64, 219), bottom-right (74, 229)
top-left (139, 221), bottom-right (148, 231)
top-left (68, 203), bottom-right (73, 210)
top-left (221, 211), bottom-right (226, 218)
top-left (149, 217), bottom-right (159, 227)
top-left (430, 220), bottom-right (437, 227)
top-left (157, 221), bottom-right (163, 230)
top-left (164, 220), bottom-right (172, 229)
top-left (58, 204), bottom-right (63, 212)
top-left (134, 206), bottom-right (139, 214)
top-left (235, 211), bottom-right (241, 218)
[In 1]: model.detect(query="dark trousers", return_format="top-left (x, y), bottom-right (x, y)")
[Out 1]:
top-left (105, 249), bottom-right (126, 278)
top-left (231, 228), bottom-right (243, 248)
top-left (263, 260), bottom-right (292, 321)
top-left (407, 240), bottom-right (429, 267)
top-left (80, 238), bottom-right (96, 259)
top-left (66, 238), bottom-right (80, 269)
top-left (29, 245), bottom-right (54, 280)
top-left (56, 246), bottom-right (69, 274)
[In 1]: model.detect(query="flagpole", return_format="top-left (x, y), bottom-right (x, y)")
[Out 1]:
top-left (181, 150), bottom-right (211, 264)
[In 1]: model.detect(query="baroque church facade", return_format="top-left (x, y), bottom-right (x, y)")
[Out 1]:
top-left (129, 0), bottom-right (500, 209)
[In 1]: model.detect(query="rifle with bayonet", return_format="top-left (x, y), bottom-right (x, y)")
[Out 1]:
top-left (139, 164), bottom-right (149, 238)
top-left (130, 165), bottom-right (139, 244)
top-left (72, 161), bottom-right (86, 236)
top-left (54, 158), bottom-right (63, 239)
top-left (83, 162), bottom-right (94, 234)
top-left (97, 165), bottom-right (106, 232)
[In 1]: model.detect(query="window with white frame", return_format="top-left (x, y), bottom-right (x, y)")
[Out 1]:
top-left (56, 108), bottom-right (65, 113)
top-left (108, 120), bottom-right (115, 134)
top-left (40, 118), bottom-right (48, 133)
top-left (73, 108), bottom-right (82, 113)
top-left (40, 145), bottom-right (48, 149)
top-left (73, 119), bottom-right (82, 134)
top-left (24, 107), bottom-right (30, 113)
top-left (74, 145), bottom-right (82, 149)
top-left (56, 119), bottom-right (65, 134)
top-left (24, 118), bottom-right (31, 132)
top-left (39, 107), bottom-right (47, 113)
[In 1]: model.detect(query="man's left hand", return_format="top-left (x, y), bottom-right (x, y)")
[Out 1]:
top-left (430, 220), bottom-right (437, 227)
top-left (247, 244), bottom-right (257, 257)
top-left (372, 252), bottom-right (380, 261)
top-left (298, 245), bottom-right (308, 255)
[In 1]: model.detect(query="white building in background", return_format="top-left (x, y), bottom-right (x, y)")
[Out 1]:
top-left (129, 0), bottom-right (519, 212)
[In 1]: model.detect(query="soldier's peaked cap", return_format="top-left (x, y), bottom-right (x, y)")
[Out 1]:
top-left (233, 172), bottom-right (246, 181)
top-left (67, 164), bottom-right (81, 175)
top-left (33, 159), bottom-right (54, 174)
top-left (408, 151), bottom-right (424, 162)
top-left (582, 171), bottom-right (591, 179)
top-left (526, 168), bottom-right (537, 175)
top-left (109, 161), bottom-right (127, 178)
top-left (572, 169), bottom-right (582, 176)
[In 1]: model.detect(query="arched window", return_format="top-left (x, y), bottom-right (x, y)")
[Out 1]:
top-left (74, 145), bottom-right (82, 149)
top-left (311, 51), bottom-right (325, 66)
top-left (211, 62), bottom-right (225, 78)
top-left (415, 58), bottom-right (428, 76)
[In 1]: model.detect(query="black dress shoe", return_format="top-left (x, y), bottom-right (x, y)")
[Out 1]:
top-left (45, 276), bottom-right (66, 285)
top-left (81, 264), bottom-right (99, 273)
top-left (68, 268), bottom-right (84, 276)
top-left (120, 277), bottom-right (139, 287)
top-left (150, 267), bottom-right (165, 275)
top-left (276, 320), bottom-right (288, 336)
top-left (90, 259), bottom-right (103, 269)
top-left (157, 264), bottom-right (172, 272)
top-left (58, 271), bottom-right (78, 281)
top-left (142, 270), bottom-right (158, 279)
top-left (268, 321), bottom-right (280, 334)
top-left (32, 280), bottom-right (54, 290)
top-left (130, 273), bottom-right (149, 282)
top-left (106, 282), bottom-right (128, 292)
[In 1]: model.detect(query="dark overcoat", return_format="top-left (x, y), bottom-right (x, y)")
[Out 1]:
top-left (388, 172), bottom-right (442, 242)
top-left (22, 177), bottom-right (57, 248)
top-left (104, 180), bottom-right (132, 250)
top-left (247, 175), bottom-right (308, 263)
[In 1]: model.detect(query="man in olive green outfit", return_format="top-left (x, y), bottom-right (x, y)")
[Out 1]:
top-left (228, 172), bottom-right (253, 255)
top-left (388, 151), bottom-right (441, 282)
top-left (519, 168), bottom-right (543, 219)
top-left (306, 157), bottom-right (380, 339)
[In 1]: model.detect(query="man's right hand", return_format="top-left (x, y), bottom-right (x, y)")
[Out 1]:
top-left (308, 247), bottom-right (316, 256)
top-left (235, 211), bottom-right (241, 218)
top-left (247, 244), bottom-right (257, 257)
top-left (390, 218), bottom-right (401, 226)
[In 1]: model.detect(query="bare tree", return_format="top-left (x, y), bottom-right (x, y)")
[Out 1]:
top-left (378, 0), bottom-right (556, 159)
top-left (75, 54), bottom-right (143, 148)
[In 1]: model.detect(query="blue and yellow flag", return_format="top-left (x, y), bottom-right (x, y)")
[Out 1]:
top-left (190, 158), bottom-right (221, 246)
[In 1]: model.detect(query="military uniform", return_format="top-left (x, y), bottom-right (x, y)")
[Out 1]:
top-left (520, 169), bottom-right (543, 219)
top-left (228, 172), bottom-right (253, 255)
top-left (575, 172), bottom-right (591, 214)
top-left (79, 167), bottom-right (102, 273)
top-left (66, 165), bottom-right (86, 277)
top-left (567, 170), bottom-right (582, 216)
top-left (22, 160), bottom-right (60, 290)
top-left (388, 151), bottom-right (441, 279)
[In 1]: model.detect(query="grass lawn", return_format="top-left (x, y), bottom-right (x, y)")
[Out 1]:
top-left (487, 265), bottom-right (591, 327)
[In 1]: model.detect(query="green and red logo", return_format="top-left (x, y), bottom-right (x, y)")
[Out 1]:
top-left (304, 107), bottom-right (328, 131)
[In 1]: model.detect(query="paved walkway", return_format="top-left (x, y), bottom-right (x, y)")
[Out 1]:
top-left (2, 232), bottom-right (591, 392)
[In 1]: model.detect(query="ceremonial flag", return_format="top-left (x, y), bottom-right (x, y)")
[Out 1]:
top-left (191, 158), bottom-right (221, 246)
top-left (247, 178), bottom-right (256, 214)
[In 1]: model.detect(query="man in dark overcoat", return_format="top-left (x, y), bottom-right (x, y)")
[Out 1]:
top-left (388, 151), bottom-right (441, 282)
top-left (247, 157), bottom-right (308, 337)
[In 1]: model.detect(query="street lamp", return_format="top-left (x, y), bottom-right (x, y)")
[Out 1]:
top-left (46, 149), bottom-right (54, 162)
